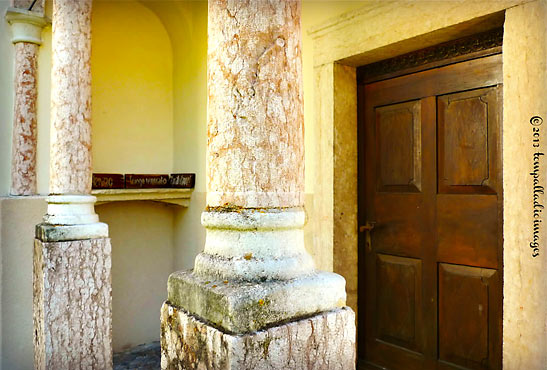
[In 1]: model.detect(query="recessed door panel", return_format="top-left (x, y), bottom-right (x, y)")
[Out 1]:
top-left (376, 254), bottom-right (422, 352)
top-left (376, 101), bottom-right (422, 192)
top-left (438, 87), bottom-right (501, 194)
top-left (373, 194), bottom-right (424, 257)
top-left (438, 264), bottom-right (500, 370)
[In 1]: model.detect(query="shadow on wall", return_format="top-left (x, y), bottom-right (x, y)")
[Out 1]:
top-left (96, 201), bottom-right (175, 352)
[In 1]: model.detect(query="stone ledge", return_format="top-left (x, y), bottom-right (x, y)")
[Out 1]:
top-left (92, 188), bottom-right (192, 207)
top-left (36, 222), bottom-right (108, 242)
top-left (168, 270), bottom-right (346, 334)
top-left (160, 302), bottom-right (356, 369)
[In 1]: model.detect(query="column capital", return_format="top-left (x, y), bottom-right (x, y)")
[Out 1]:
top-left (5, 7), bottom-right (49, 45)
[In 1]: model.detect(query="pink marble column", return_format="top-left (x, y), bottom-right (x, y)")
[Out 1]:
top-left (206, 0), bottom-right (305, 209)
top-left (6, 5), bottom-right (47, 195)
top-left (49, 0), bottom-right (92, 195)
top-left (33, 1), bottom-right (112, 369)
top-left (11, 42), bottom-right (38, 195)
top-left (161, 1), bottom-right (355, 368)
top-left (36, 0), bottom-right (105, 233)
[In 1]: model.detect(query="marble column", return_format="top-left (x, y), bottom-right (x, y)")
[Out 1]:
top-left (33, 1), bottom-right (112, 369)
top-left (160, 1), bottom-right (356, 368)
top-left (5, 7), bottom-right (47, 195)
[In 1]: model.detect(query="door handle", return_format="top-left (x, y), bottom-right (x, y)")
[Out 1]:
top-left (359, 221), bottom-right (376, 251)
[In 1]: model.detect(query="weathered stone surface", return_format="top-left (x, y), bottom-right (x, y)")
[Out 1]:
top-left (160, 303), bottom-right (355, 370)
top-left (503, 2), bottom-right (547, 367)
top-left (34, 237), bottom-right (113, 370)
top-left (13, 0), bottom-right (45, 13)
top-left (168, 270), bottom-right (346, 334)
top-left (195, 208), bottom-right (315, 281)
top-left (161, 0), bottom-right (356, 367)
top-left (35, 222), bottom-right (108, 242)
top-left (50, 0), bottom-right (93, 194)
top-left (11, 42), bottom-right (38, 195)
top-left (207, 0), bottom-right (304, 208)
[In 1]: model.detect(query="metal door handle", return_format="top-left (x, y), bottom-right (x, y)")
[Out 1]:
top-left (359, 221), bottom-right (376, 251)
top-left (359, 222), bottom-right (376, 233)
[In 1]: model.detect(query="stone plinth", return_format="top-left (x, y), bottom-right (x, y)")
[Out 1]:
top-left (160, 302), bottom-right (355, 370)
top-left (33, 237), bottom-right (112, 370)
top-left (168, 270), bottom-right (346, 334)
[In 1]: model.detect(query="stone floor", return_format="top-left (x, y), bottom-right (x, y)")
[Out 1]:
top-left (113, 341), bottom-right (161, 370)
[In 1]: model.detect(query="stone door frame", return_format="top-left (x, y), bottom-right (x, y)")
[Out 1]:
top-left (310, 0), bottom-right (547, 366)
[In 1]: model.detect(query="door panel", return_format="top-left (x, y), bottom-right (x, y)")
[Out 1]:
top-left (437, 195), bottom-right (499, 268)
top-left (373, 194), bottom-right (425, 257)
top-left (438, 87), bottom-right (501, 194)
top-left (438, 264), bottom-right (501, 370)
top-left (358, 54), bottom-right (502, 369)
top-left (376, 254), bottom-right (422, 352)
top-left (376, 100), bottom-right (422, 192)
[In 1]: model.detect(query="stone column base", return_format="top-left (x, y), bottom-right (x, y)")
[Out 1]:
top-left (33, 237), bottom-right (113, 370)
top-left (160, 302), bottom-right (356, 369)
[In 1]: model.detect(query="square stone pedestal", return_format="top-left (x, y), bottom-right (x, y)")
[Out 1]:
top-left (33, 237), bottom-right (113, 370)
top-left (160, 302), bottom-right (356, 369)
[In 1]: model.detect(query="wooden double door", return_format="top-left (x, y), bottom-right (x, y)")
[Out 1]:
top-left (358, 54), bottom-right (503, 369)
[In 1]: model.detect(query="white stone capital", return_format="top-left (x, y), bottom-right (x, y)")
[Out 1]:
top-left (5, 7), bottom-right (49, 45)
top-left (36, 195), bottom-right (108, 242)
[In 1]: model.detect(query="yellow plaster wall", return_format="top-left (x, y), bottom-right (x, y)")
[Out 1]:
top-left (90, 0), bottom-right (177, 352)
top-left (91, 0), bottom-right (174, 174)
top-left (96, 201), bottom-right (175, 352)
top-left (0, 197), bottom-right (46, 370)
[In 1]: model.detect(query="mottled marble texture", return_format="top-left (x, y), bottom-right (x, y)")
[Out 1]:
top-left (34, 238), bottom-right (112, 370)
top-left (12, 0), bottom-right (45, 13)
top-left (11, 42), bottom-right (38, 195)
top-left (50, 0), bottom-right (93, 195)
top-left (160, 303), bottom-right (355, 369)
top-left (207, 0), bottom-right (304, 208)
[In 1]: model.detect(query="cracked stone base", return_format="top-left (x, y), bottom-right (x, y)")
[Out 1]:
top-left (34, 237), bottom-right (113, 370)
top-left (160, 302), bottom-right (356, 370)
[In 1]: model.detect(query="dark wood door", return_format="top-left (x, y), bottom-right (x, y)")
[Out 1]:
top-left (358, 54), bottom-right (503, 370)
